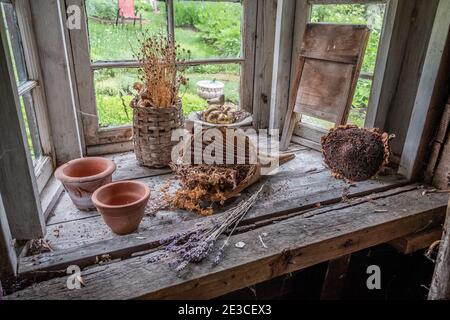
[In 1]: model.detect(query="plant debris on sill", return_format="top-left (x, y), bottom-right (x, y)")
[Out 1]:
top-left (28, 239), bottom-right (53, 255)
top-left (164, 164), bottom-right (253, 216)
top-left (148, 184), bottom-right (265, 273)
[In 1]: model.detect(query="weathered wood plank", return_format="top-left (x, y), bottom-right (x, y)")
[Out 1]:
top-left (19, 184), bottom-right (419, 276)
top-left (279, 0), bottom-right (310, 149)
top-left (0, 195), bottom-right (17, 279)
top-left (388, 227), bottom-right (442, 255)
top-left (105, 152), bottom-right (171, 181)
top-left (281, 23), bottom-right (369, 148)
top-left (399, 0), bottom-right (450, 179)
top-left (320, 254), bottom-right (351, 300)
top-left (252, 0), bottom-right (278, 129)
top-left (241, 0), bottom-right (258, 113)
top-left (0, 13), bottom-right (45, 239)
top-left (269, 0), bottom-right (296, 131)
top-left (44, 156), bottom-right (405, 250)
top-left (365, 0), bottom-right (411, 130)
top-left (30, 0), bottom-right (83, 164)
top-left (8, 189), bottom-right (448, 300)
top-left (429, 197), bottom-right (450, 300)
top-left (425, 102), bottom-right (450, 183)
top-left (385, 0), bottom-right (439, 160)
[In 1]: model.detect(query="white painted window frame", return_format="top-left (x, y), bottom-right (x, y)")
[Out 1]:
top-left (1, 0), bottom-right (55, 194)
top-left (68, 0), bottom-right (257, 155)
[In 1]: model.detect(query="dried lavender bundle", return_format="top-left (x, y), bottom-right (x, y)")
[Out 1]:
top-left (148, 184), bottom-right (265, 272)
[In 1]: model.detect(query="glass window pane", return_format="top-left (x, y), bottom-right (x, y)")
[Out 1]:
top-left (310, 3), bottom-right (386, 126)
top-left (94, 68), bottom-right (137, 127)
top-left (174, 0), bottom-right (242, 59)
top-left (86, 0), bottom-right (168, 61)
top-left (94, 63), bottom-right (240, 127)
top-left (183, 63), bottom-right (240, 115)
top-left (19, 92), bottom-right (42, 161)
top-left (1, 2), bottom-right (28, 85)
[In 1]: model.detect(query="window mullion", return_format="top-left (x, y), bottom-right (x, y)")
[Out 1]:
top-left (15, 0), bottom-right (54, 158)
top-left (166, 0), bottom-right (175, 37)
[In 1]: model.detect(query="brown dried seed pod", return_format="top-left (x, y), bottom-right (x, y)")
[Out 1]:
top-left (321, 125), bottom-right (393, 182)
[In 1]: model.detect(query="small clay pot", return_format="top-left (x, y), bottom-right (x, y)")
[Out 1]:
top-left (92, 181), bottom-right (150, 235)
top-left (55, 157), bottom-right (116, 211)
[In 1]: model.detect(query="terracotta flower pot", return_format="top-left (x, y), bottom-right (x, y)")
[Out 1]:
top-left (55, 157), bottom-right (116, 211)
top-left (92, 181), bottom-right (150, 235)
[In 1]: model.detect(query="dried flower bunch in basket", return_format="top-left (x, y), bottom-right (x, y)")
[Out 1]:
top-left (132, 32), bottom-right (190, 108)
top-left (321, 125), bottom-right (394, 182)
top-left (131, 33), bottom-right (190, 168)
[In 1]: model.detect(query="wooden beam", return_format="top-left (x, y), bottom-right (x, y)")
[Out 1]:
top-left (30, 0), bottom-right (83, 165)
top-left (379, 0), bottom-right (440, 159)
top-left (0, 195), bottom-right (17, 279)
top-left (240, 0), bottom-right (257, 114)
top-left (320, 254), bottom-right (351, 300)
top-left (6, 189), bottom-right (448, 300)
top-left (429, 198), bottom-right (450, 300)
top-left (269, 0), bottom-right (296, 131)
top-left (0, 14), bottom-right (45, 240)
top-left (15, 0), bottom-right (54, 158)
top-left (399, 0), bottom-right (450, 180)
top-left (425, 101), bottom-right (450, 184)
top-left (252, 0), bottom-right (278, 129)
top-left (432, 122), bottom-right (450, 189)
top-left (279, 0), bottom-right (311, 150)
top-left (388, 227), bottom-right (443, 255)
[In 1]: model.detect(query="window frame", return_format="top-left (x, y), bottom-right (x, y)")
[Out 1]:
top-left (68, 0), bottom-right (256, 155)
top-left (1, 0), bottom-right (55, 194)
top-left (284, 0), bottom-right (397, 150)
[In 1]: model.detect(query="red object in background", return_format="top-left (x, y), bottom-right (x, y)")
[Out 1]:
top-left (118, 0), bottom-right (138, 19)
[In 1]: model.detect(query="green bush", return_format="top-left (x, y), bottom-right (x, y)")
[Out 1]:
top-left (174, 1), bottom-right (241, 57)
top-left (86, 0), bottom-right (117, 20)
top-left (181, 93), bottom-right (208, 115)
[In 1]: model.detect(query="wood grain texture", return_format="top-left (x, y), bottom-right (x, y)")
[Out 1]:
top-left (320, 254), bottom-right (351, 300)
top-left (281, 23), bottom-right (369, 149)
top-left (0, 15), bottom-right (45, 239)
top-left (0, 195), bottom-right (17, 278)
top-left (252, 0), bottom-right (277, 129)
top-left (241, 0), bottom-right (258, 113)
top-left (429, 198), bottom-right (450, 300)
top-left (269, 0), bottom-right (297, 130)
top-left (399, 0), bottom-right (450, 180)
top-left (30, 0), bottom-right (83, 164)
top-left (42, 148), bottom-right (406, 252)
top-left (8, 189), bottom-right (448, 300)
top-left (386, 0), bottom-right (440, 160)
top-left (388, 227), bottom-right (442, 255)
top-left (279, 0), bottom-right (310, 150)
top-left (294, 59), bottom-right (354, 123)
top-left (425, 102), bottom-right (450, 183)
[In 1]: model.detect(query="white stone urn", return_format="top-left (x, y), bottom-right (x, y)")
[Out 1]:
top-left (196, 80), bottom-right (224, 100)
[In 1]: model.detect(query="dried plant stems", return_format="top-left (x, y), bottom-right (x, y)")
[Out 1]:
top-left (133, 33), bottom-right (189, 108)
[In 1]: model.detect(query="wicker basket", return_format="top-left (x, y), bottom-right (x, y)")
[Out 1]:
top-left (132, 101), bottom-right (184, 168)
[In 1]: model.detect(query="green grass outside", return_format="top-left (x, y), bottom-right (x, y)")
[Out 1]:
top-left (88, 1), bottom-right (383, 129)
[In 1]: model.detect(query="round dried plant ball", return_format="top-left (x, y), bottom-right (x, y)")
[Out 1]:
top-left (321, 125), bottom-right (391, 182)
